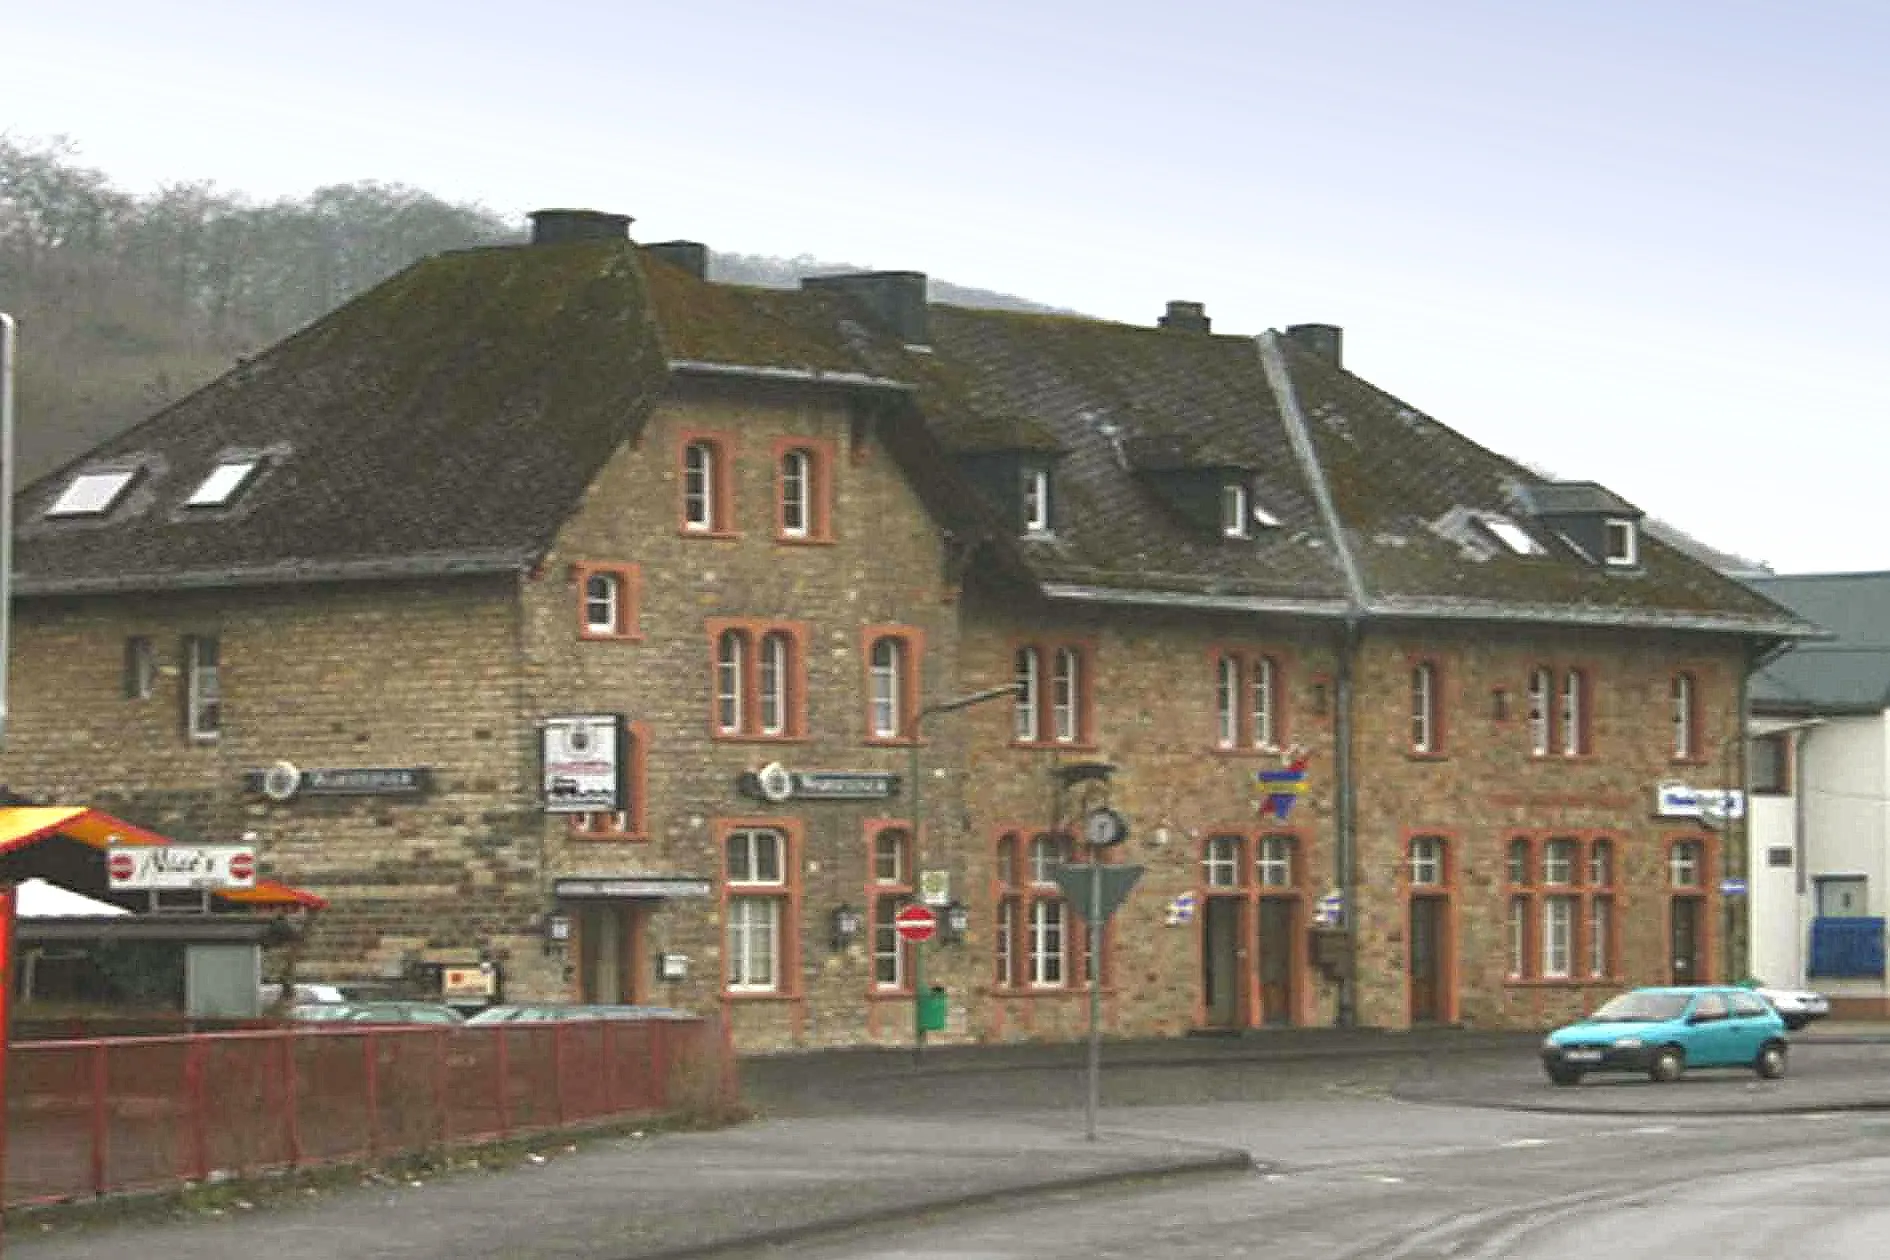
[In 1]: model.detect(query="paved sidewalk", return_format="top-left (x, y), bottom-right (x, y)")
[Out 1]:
top-left (10, 1112), bottom-right (1250, 1260)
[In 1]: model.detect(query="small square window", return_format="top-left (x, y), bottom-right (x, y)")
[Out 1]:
top-left (48, 469), bottom-right (137, 518)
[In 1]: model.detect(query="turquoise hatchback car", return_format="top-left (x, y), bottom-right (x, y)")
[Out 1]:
top-left (1540, 986), bottom-right (1787, 1086)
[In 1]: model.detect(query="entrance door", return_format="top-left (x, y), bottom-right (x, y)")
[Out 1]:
top-left (1408, 896), bottom-right (1447, 1024)
top-left (1201, 899), bottom-right (1243, 1028)
top-left (577, 902), bottom-right (645, 1004)
top-left (1670, 897), bottom-right (1702, 986)
top-left (1257, 898), bottom-right (1296, 1026)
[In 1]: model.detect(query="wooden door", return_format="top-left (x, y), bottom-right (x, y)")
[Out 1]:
top-left (1408, 896), bottom-right (1447, 1024)
top-left (1257, 898), bottom-right (1296, 1026)
top-left (1201, 899), bottom-right (1243, 1028)
top-left (1670, 897), bottom-right (1702, 986)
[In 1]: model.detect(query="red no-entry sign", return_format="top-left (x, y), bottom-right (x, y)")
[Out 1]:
top-left (894, 903), bottom-right (936, 943)
top-left (106, 851), bottom-right (135, 882)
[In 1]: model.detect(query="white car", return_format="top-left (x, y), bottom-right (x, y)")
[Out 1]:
top-left (1758, 986), bottom-right (1831, 1031)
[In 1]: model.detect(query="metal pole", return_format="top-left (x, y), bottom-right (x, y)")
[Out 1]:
top-left (0, 312), bottom-right (15, 753)
top-left (1085, 854), bottom-right (1102, 1141)
top-left (907, 683), bottom-right (1020, 1062)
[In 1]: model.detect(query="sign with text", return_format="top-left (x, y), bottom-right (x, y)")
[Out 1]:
top-left (742, 764), bottom-right (900, 803)
top-left (1656, 782), bottom-right (1746, 822)
top-left (541, 714), bottom-right (626, 813)
top-left (106, 844), bottom-right (256, 891)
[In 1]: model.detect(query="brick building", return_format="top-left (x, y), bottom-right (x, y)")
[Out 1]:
top-left (1, 209), bottom-right (1814, 1048)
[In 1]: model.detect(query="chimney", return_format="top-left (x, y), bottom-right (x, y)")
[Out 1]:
top-left (528, 208), bottom-right (634, 246)
top-left (1285, 323), bottom-right (1343, 366)
top-left (801, 271), bottom-right (930, 347)
top-left (644, 240), bottom-right (709, 280)
top-left (1158, 300), bottom-right (1211, 334)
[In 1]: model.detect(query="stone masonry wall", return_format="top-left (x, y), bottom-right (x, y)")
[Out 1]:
top-left (0, 579), bottom-right (543, 985)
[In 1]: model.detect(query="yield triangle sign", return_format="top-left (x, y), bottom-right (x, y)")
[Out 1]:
top-left (1051, 864), bottom-right (1145, 924)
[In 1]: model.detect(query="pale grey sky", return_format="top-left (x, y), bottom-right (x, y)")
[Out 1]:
top-left (9, 1), bottom-right (1885, 574)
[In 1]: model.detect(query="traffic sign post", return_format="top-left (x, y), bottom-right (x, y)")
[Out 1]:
top-left (897, 903), bottom-right (938, 1061)
top-left (1056, 854), bottom-right (1145, 1142)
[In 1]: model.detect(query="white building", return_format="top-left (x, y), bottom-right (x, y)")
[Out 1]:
top-left (1747, 573), bottom-right (1890, 1017)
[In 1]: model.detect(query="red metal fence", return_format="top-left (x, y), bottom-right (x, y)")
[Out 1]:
top-left (4, 1017), bottom-right (732, 1207)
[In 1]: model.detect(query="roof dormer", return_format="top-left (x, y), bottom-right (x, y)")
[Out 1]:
top-left (1518, 481), bottom-right (1644, 570)
top-left (1124, 436), bottom-right (1280, 541)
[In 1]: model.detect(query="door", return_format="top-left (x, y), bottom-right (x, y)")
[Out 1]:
top-left (1408, 896), bottom-right (1446, 1024)
top-left (1257, 898), bottom-right (1296, 1026)
top-left (1201, 899), bottom-right (1243, 1028)
top-left (577, 902), bottom-right (645, 1004)
top-left (1670, 897), bottom-right (1702, 986)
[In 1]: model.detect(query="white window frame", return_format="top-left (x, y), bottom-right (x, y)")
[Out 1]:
top-left (124, 636), bottom-right (157, 701)
top-left (780, 448), bottom-right (812, 538)
top-left (185, 459), bottom-right (260, 508)
top-left (1507, 839), bottom-right (1530, 886)
top-left (1203, 835), bottom-right (1240, 887)
top-left (1027, 898), bottom-right (1066, 987)
top-left (1588, 839), bottom-right (1613, 887)
top-left (185, 635), bottom-right (221, 742)
top-left (1527, 667), bottom-right (1552, 756)
top-left (584, 572), bottom-right (621, 635)
top-left (1671, 674), bottom-right (1695, 760)
top-left (995, 896), bottom-right (1018, 986)
top-left (1542, 838), bottom-right (1575, 886)
top-left (873, 828), bottom-right (908, 885)
top-left (1221, 482), bottom-right (1250, 538)
top-left (759, 632), bottom-right (790, 735)
top-left (1014, 648), bottom-right (1041, 742)
top-left (1604, 518), bottom-right (1638, 567)
top-left (715, 630), bottom-right (745, 734)
top-left (1588, 896), bottom-right (1613, 978)
top-left (869, 637), bottom-right (903, 739)
top-left (1251, 656), bottom-right (1275, 749)
top-left (1215, 657), bottom-right (1239, 749)
top-left (1023, 467), bottom-right (1051, 534)
top-left (1669, 841), bottom-right (1702, 888)
top-left (725, 897), bottom-right (781, 992)
top-left (1409, 836), bottom-right (1444, 886)
top-left (1257, 834), bottom-right (1293, 887)
top-left (1052, 647), bottom-right (1080, 743)
top-left (47, 469), bottom-right (137, 518)
top-left (683, 441), bottom-right (716, 532)
top-left (872, 899), bottom-right (905, 990)
top-left (1410, 663), bottom-right (1437, 754)
top-left (1507, 896), bottom-right (1528, 979)
top-left (1028, 834), bottom-right (1066, 885)
top-left (1559, 670), bottom-right (1584, 757)
top-left (1541, 895), bottom-right (1575, 979)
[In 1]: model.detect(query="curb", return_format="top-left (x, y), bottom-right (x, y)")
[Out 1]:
top-left (1391, 1082), bottom-right (1890, 1118)
top-left (633, 1145), bottom-right (1259, 1260)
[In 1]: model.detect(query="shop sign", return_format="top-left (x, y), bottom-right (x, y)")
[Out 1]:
top-left (1656, 782), bottom-right (1746, 821)
top-left (107, 844), bottom-right (256, 891)
top-left (554, 877), bottom-right (713, 899)
top-left (246, 764), bottom-right (431, 800)
top-left (441, 964), bottom-right (497, 1000)
top-left (541, 714), bottom-right (626, 813)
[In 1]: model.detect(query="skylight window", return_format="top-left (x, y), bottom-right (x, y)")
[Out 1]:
top-left (1479, 514), bottom-right (1543, 556)
top-left (46, 470), bottom-right (137, 518)
top-left (186, 459), bottom-right (261, 508)
top-left (1251, 502), bottom-right (1283, 529)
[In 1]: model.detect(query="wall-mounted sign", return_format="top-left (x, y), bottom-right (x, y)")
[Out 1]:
top-left (541, 714), bottom-right (626, 814)
top-left (1257, 747), bottom-right (1311, 820)
top-left (107, 844), bottom-right (256, 891)
top-left (1164, 893), bottom-right (1197, 927)
top-left (1656, 782), bottom-right (1746, 822)
top-left (739, 763), bottom-right (900, 803)
top-left (554, 876), bottom-right (713, 899)
top-left (245, 764), bottom-right (432, 800)
top-left (919, 869), bottom-right (951, 907)
top-left (441, 964), bottom-right (497, 1000)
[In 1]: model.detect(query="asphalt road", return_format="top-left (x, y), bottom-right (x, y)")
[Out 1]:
top-left (761, 1101), bottom-right (1890, 1259)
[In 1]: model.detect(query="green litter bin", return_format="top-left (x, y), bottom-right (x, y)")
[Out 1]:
top-left (917, 986), bottom-right (948, 1032)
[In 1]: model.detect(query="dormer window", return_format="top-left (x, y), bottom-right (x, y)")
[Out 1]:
top-left (1022, 466), bottom-right (1052, 534)
top-left (1478, 514), bottom-right (1543, 556)
top-left (185, 458), bottom-right (262, 508)
top-left (1221, 483), bottom-right (1249, 538)
top-left (1604, 518), bottom-right (1638, 567)
top-left (46, 469), bottom-right (137, 518)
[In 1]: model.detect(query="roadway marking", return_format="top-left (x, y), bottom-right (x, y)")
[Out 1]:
top-left (1629, 1125), bottom-right (1674, 1135)
top-left (1501, 1138), bottom-right (1551, 1148)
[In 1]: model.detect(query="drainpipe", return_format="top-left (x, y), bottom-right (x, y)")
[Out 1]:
top-left (1334, 615), bottom-right (1361, 1028)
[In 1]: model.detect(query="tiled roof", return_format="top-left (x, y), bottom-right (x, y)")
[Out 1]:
top-left (15, 241), bottom-right (671, 593)
top-left (9, 230), bottom-right (1826, 642)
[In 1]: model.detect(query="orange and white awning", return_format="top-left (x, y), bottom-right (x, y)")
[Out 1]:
top-left (0, 807), bottom-right (327, 910)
